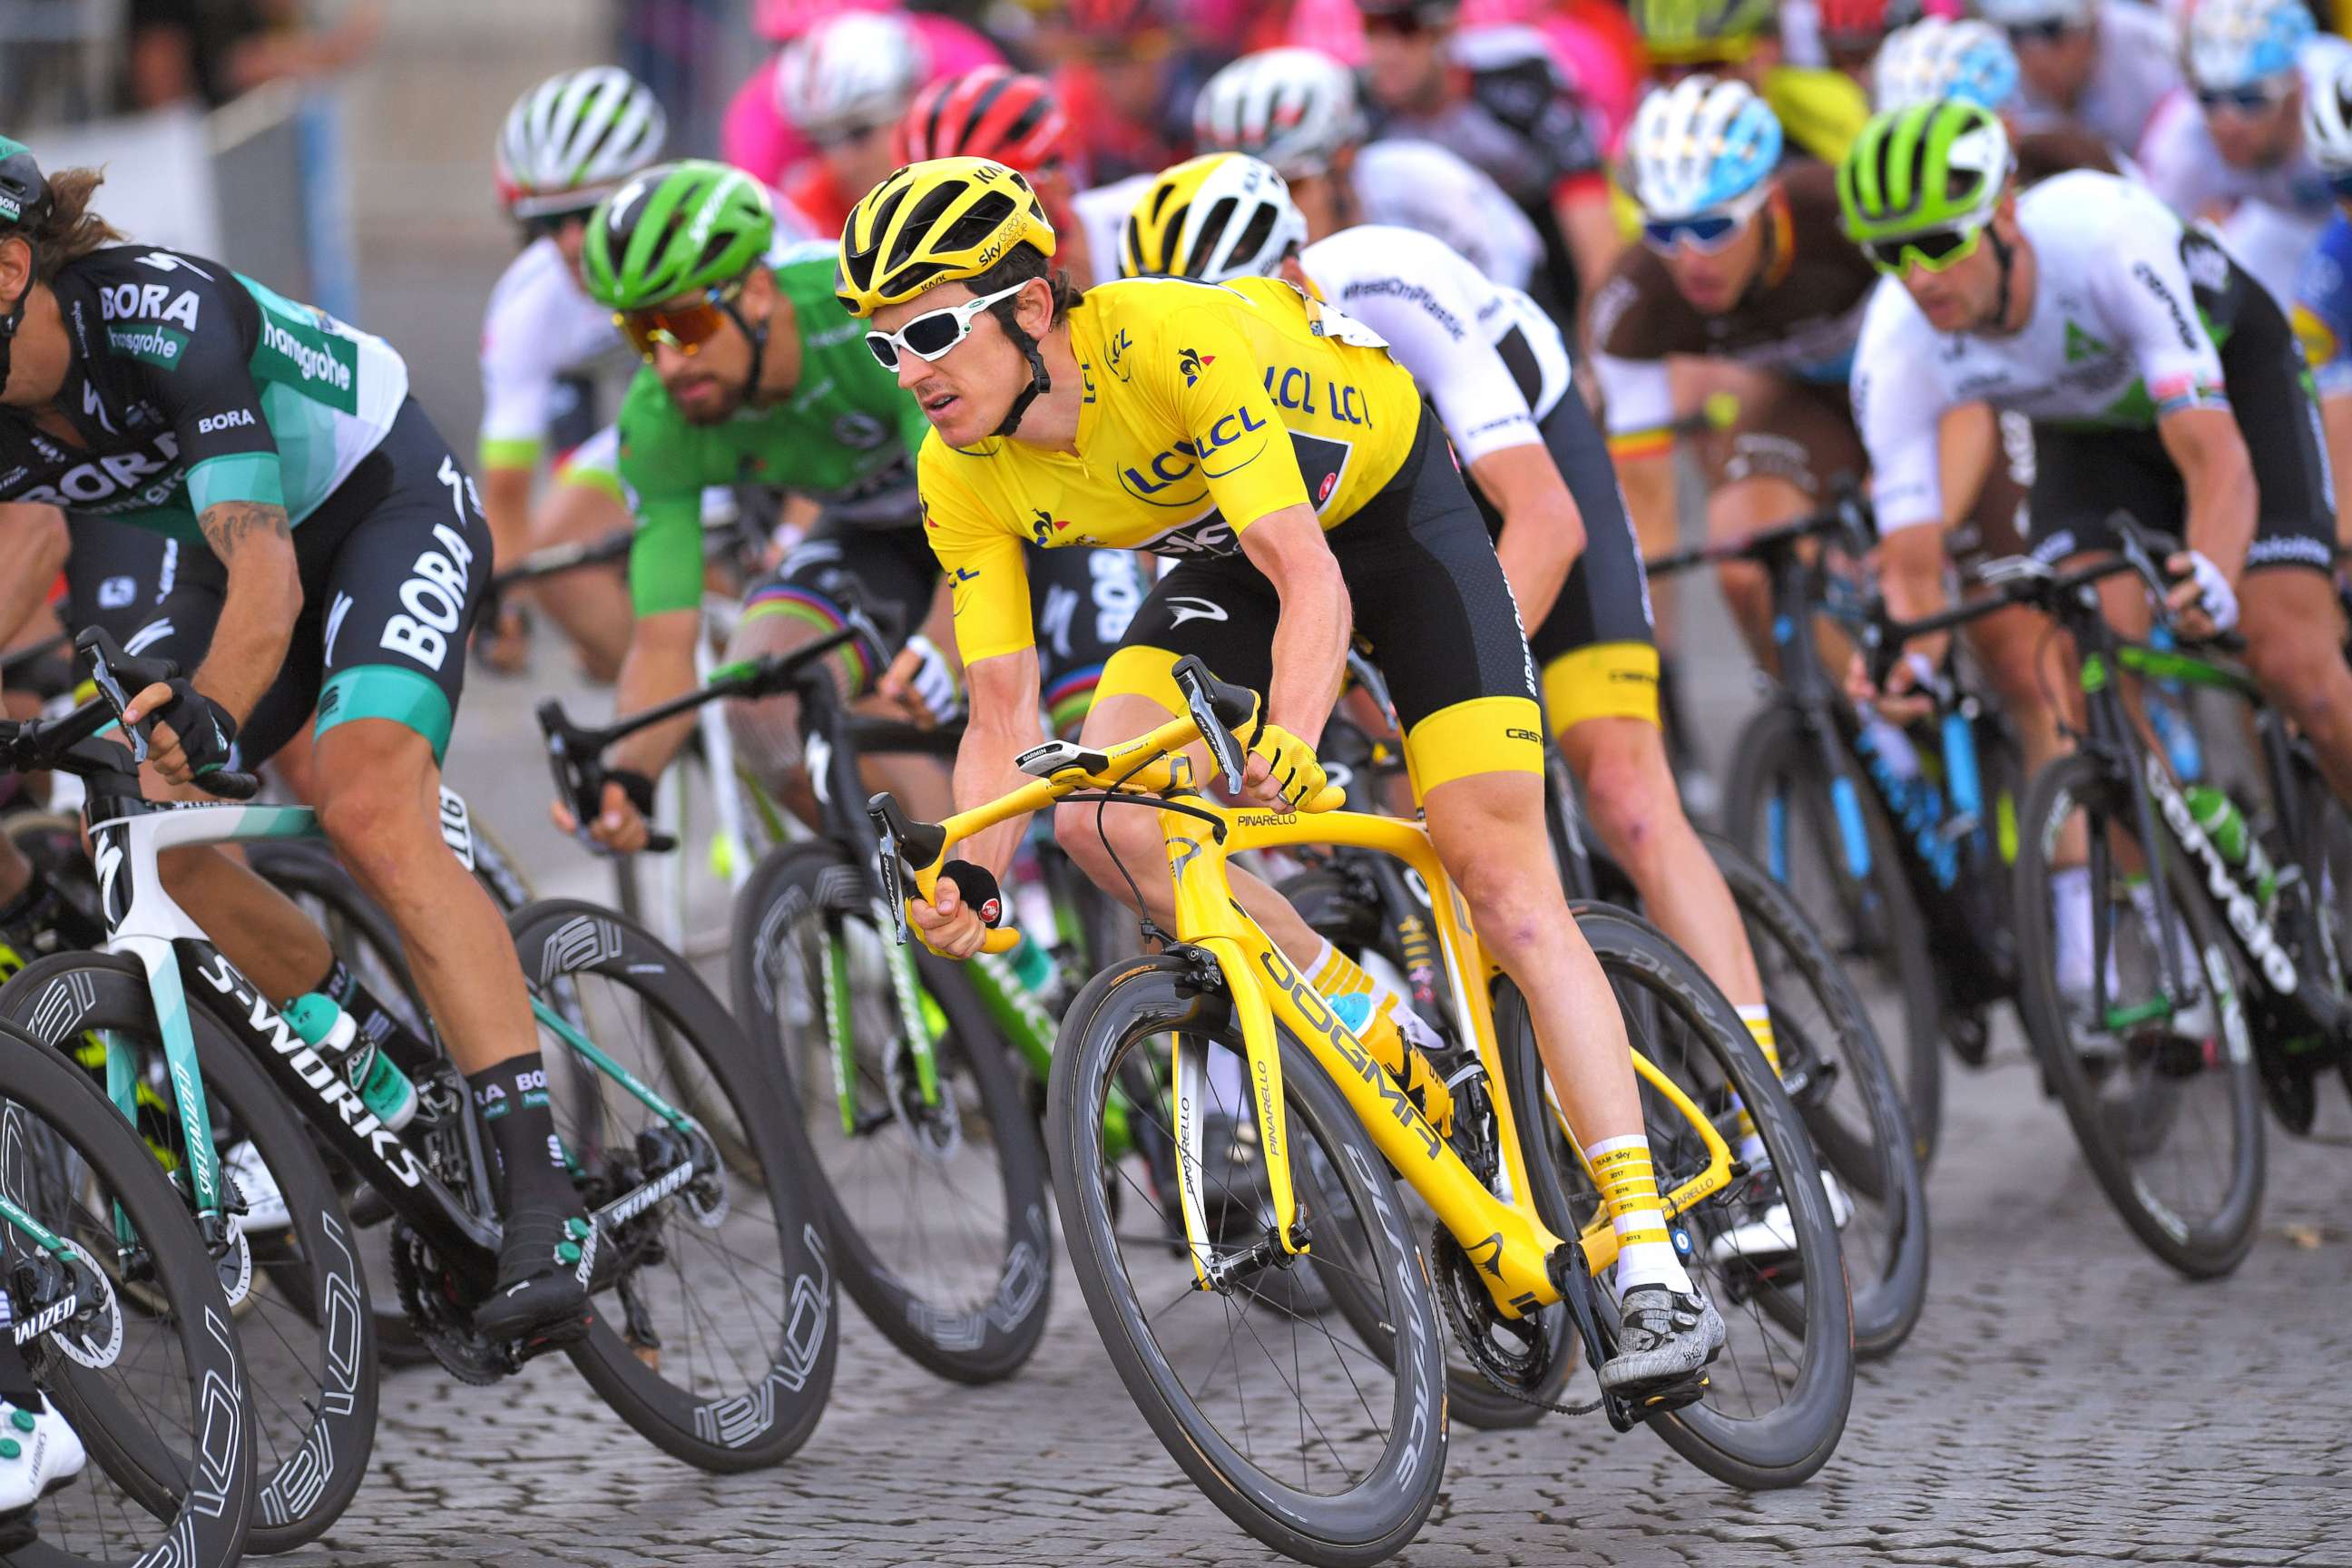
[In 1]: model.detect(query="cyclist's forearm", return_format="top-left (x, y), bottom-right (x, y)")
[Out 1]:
top-left (193, 501), bottom-right (299, 723)
top-left (0, 504), bottom-right (66, 649)
top-left (2161, 407), bottom-right (2256, 580)
top-left (2322, 396), bottom-right (2352, 550)
top-left (1473, 444), bottom-right (1584, 632)
top-left (480, 465), bottom-right (534, 578)
top-left (607, 611), bottom-right (700, 778)
top-left (1241, 507), bottom-right (1350, 746)
top-left (949, 722), bottom-right (1038, 881)
top-left (1877, 525), bottom-right (1955, 669)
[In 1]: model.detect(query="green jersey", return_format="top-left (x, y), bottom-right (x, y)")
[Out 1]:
top-left (622, 243), bottom-right (929, 615)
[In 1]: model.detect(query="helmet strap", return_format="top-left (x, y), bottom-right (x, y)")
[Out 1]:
top-left (721, 297), bottom-right (769, 405)
top-left (986, 295), bottom-right (1052, 440)
top-left (1987, 224), bottom-right (2017, 332)
top-left (0, 244), bottom-right (38, 394)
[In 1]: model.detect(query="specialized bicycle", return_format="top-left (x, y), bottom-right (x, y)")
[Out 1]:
top-left (0, 630), bottom-right (839, 1546)
top-left (0, 1015), bottom-right (251, 1568)
top-left (875, 658), bottom-right (1852, 1567)
top-left (541, 629), bottom-right (1056, 1385)
top-left (1861, 522), bottom-right (2338, 1276)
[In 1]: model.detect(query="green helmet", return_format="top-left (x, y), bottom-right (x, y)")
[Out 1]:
top-left (0, 136), bottom-right (50, 232)
top-left (582, 159), bottom-right (774, 311)
top-left (1837, 99), bottom-right (2012, 243)
top-left (1631, 0), bottom-right (1778, 64)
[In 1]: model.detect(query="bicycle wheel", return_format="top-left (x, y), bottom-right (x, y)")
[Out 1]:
top-left (1280, 867), bottom-right (1573, 1429)
top-left (1047, 954), bottom-right (1447, 1568)
top-left (1723, 701), bottom-right (1945, 1164)
top-left (1501, 905), bottom-right (1854, 1490)
top-left (730, 842), bottom-right (1052, 1384)
top-left (0, 1019), bottom-right (252, 1568)
top-left (510, 900), bottom-right (836, 1470)
top-left (2283, 752), bottom-right (2352, 1109)
top-left (0, 951), bottom-right (377, 1552)
top-left (2013, 755), bottom-right (2264, 1278)
top-left (1593, 838), bottom-right (1930, 1360)
top-left (246, 842), bottom-right (437, 1369)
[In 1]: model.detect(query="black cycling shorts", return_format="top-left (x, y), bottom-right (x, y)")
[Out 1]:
top-left (744, 524), bottom-right (1147, 732)
top-left (1470, 386), bottom-right (1660, 732)
top-left (60, 397), bottom-right (492, 769)
top-left (1104, 402), bottom-right (1544, 796)
top-left (2028, 273), bottom-right (2337, 576)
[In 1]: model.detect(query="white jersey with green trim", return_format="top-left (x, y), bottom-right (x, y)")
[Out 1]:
top-left (1852, 171), bottom-right (2235, 533)
top-left (477, 236), bottom-right (628, 468)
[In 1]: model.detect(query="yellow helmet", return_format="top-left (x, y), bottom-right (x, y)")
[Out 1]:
top-left (835, 156), bottom-right (1058, 318)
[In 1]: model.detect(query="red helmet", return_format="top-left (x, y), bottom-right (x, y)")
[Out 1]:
top-left (892, 66), bottom-right (1073, 172)
top-left (1818, 0), bottom-right (1913, 47)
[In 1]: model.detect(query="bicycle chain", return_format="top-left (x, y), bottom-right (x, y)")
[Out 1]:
top-left (1430, 1226), bottom-right (1606, 1418)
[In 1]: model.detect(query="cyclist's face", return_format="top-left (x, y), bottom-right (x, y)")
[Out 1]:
top-left (874, 279), bottom-right (1038, 447)
top-left (1894, 220), bottom-right (2002, 332)
top-left (817, 120), bottom-right (900, 201)
top-left (1657, 206), bottom-right (1769, 314)
top-left (2012, 21), bottom-right (2095, 103)
top-left (648, 271), bottom-right (769, 425)
top-left (1287, 171), bottom-right (1344, 241)
top-left (1363, 19), bottom-right (1448, 112)
top-left (2204, 81), bottom-right (2298, 169)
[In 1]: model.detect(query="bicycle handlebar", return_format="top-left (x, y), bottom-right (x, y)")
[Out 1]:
top-left (1643, 478), bottom-right (1875, 580)
top-left (0, 628), bottom-right (260, 799)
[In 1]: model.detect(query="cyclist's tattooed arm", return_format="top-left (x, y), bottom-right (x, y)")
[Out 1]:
top-left (191, 498), bottom-right (301, 723)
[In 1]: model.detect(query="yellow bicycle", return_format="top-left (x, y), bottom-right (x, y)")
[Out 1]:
top-left (872, 659), bottom-right (1853, 1568)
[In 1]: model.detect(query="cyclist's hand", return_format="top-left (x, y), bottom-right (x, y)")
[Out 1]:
top-left (1241, 720), bottom-right (1328, 812)
top-left (909, 872), bottom-right (990, 959)
top-left (551, 773), bottom-right (654, 852)
top-left (122, 680), bottom-right (237, 787)
top-left (1847, 649), bottom-right (1936, 725)
top-left (878, 635), bottom-right (963, 727)
top-left (2165, 549), bottom-right (2239, 638)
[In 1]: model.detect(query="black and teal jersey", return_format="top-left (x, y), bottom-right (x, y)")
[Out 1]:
top-left (0, 244), bottom-right (409, 539)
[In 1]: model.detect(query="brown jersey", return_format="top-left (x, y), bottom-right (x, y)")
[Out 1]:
top-left (2014, 128), bottom-right (2120, 187)
top-left (1587, 162), bottom-right (1878, 444)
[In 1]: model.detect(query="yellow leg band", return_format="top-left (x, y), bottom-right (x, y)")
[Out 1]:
top-left (1542, 642), bottom-right (1661, 737)
top-left (1402, 695), bottom-right (1546, 799)
top-left (1094, 643), bottom-right (1191, 719)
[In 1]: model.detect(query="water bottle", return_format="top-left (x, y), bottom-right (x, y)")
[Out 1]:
top-left (284, 993), bottom-right (419, 1132)
top-left (1010, 936), bottom-right (1056, 997)
top-left (2184, 785), bottom-right (2278, 906)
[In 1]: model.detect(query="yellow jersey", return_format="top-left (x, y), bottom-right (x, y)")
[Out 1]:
top-left (917, 274), bottom-right (1426, 664)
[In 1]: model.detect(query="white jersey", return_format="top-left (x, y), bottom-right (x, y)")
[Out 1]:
top-left (1298, 223), bottom-right (1571, 464)
top-left (1349, 139), bottom-right (1544, 292)
top-left (2135, 34), bottom-right (2351, 305)
top-left (1073, 174), bottom-right (1155, 289)
top-left (476, 236), bottom-right (628, 469)
top-left (1852, 171), bottom-right (2233, 532)
top-left (2012, 0), bottom-right (2180, 159)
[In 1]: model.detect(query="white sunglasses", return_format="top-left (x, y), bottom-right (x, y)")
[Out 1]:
top-left (864, 280), bottom-right (1034, 370)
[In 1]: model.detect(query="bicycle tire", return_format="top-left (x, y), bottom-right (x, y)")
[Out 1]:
top-left (244, 840), bottom-right (439, 1371)
top-left (0, 951), bottom-right (377, 1553)
top-left (1722, 701), bottom-right (1946, 1164)
top-left (1591, 838), bottom-right (1930, 1360)
top-left (511, 900), bottom-right (836, 1470)
top-left (1047, 954), bottom-right (1447, 1567)
top-left (1280, 867), bottom-right (1573, 1429)
top-left (2012, 754), bottom-right (2264, 1278)
top-left (1500, 904), bottom-right (1854, 1490)
top-left (0, 1019), bottom-right (253, 1568)
top-left (730, 841), bottom-right (1053, 1384)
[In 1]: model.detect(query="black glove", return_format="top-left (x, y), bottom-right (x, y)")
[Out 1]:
top-left (154, 680), bottom-right (238, 777)
top-left (604, 768), bottom-right (659, 817)
top-left (939, 859), bottom-right (1004, 926)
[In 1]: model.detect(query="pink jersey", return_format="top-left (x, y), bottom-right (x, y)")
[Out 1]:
top-left (720, 12), bottom-right (1003, 186)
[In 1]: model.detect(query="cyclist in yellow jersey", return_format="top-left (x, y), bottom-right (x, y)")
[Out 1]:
top-left (837, 156), bottom-right (1728, 1393)
top-left (1630, 0), bottom-right (1871, 164)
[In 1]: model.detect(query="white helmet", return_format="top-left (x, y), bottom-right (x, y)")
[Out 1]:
top-left (1873, 18), bottom-right (2021, 113)
top-left (1622, 74), bottom-right (1784, 220)
top-left (1971, 0), bottom-right (2093, 28)
top-left (2305, 51), bottom-right (2352, 172)
top-left (1120, 153), bottom-right (1308, 283)
top-left (774, 10), bottom-right (928, 141)
top-left (2184, 0), bottom-right (2315, 91)
top-left (1193, 48), bottom-right (1367, 180)
top-left (495, 66), bottom-right (668, 219)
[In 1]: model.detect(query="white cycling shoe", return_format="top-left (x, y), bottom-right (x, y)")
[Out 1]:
top-left (1705, 1166), bottom-right (1855, 1266)
top-left (223, 1139), bottom-right (291, 1235)
top-left (0, 1401), bottom-right (85, 1513)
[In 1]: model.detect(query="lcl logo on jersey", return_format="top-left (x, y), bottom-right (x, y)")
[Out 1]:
top-left (1118, 406), bottom-right (1269, 504)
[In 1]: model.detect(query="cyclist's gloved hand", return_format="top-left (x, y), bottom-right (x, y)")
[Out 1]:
top-left (907, 859), bottom-right (1000, 960)
top-left (2166, 549), bottom-right (2239, 636)
top-left (126, 679), bottom-right (238, 786)
top-left (880, 635), bottom-right (963, 727)
top-left (553, 766), bottom-right (656, 853)
top-left (1241, 718), bottom-right (1328, 812)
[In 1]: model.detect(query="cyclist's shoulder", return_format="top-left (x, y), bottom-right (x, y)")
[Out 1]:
top-left (615, 368), bottom-right (706, 485)
top-left (1586, 248), bottom-right (1689, 360)
top-left (2019, 166), bottom-right (2170, 244)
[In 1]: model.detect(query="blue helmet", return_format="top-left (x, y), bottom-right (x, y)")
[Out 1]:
top-left (1873, 18), bottom-right (2021, 114)
top-left (1623, 74), bottom-right (1784, 220)
top-left (2185, 0), bottom-right (2317, 92)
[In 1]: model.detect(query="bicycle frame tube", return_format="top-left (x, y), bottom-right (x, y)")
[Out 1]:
top-left (529, 997), bottom-right (699, 1136)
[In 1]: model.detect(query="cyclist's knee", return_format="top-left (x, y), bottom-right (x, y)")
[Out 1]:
top-left (2243, 620), bottom-right (2349, 735)
top-left (310, 726), bottom-right (438, 884)
top-left (1573, 722), bottom-right (1683, 871)
top-left (1054, 798), bottom-right (1159, 892)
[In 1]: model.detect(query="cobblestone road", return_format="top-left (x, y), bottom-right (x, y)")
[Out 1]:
top-left (249, 640), bottom-right (2352, 1568)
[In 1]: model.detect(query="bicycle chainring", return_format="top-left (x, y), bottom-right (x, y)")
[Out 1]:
top-left (389, 1222), bottom-right (512, 1386)
top-left (1431, 1226), bottom-right (1599, 1416)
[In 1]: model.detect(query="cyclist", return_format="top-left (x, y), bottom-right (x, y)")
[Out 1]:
top-left (770, 9), bottom-right (933, 236)
top-left (479, 65), bottom-right (671, 680)
top-left (894, 67), bottom-right (1106, 284)
top-left (1351, 0), bottom-right (1619, 317)
top-left (1629, 0), bottom-right (1872, 165)
top-left (562, 161), bottom-right (1140, 848)
top-left (1975, 0), bottom-right (2180, 159)
top-left (1123, 150), bottom-right (1842, 1258)
top-left (1190, 45), bottom-right (1544, 290)
top-left (1814, 0), bottom-right (1907, 82)
top-left (2290, 53), bottom-right (2352, 543)
top-left (0, 140), bottom-right (595, 1347)
top-left (838, 155), bottom-right (1727, 1389)
top-left (1842, 102), bottom-right (2352, 821)
top-left (2137, 0), bottom-right (2350, 307)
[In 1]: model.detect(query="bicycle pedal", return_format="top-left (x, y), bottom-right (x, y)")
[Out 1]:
top-left (507, 1308), bottom-right (595, 1367)
top-left (1635, 1370), bottom-right (1710, 1417)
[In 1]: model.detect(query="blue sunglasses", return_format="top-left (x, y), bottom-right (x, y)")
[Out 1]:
top-left (2197, 80), bottom-right (2288, 113)
top-left (1642, 211), bottom-right (1749, 254)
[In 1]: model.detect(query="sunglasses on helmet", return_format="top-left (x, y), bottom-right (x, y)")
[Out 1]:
top-left (614, 279), bottom-right (746, 362)
top-left (863, 280), bottom-right (1033, 371)
top-left (1861, 223), bottom-right (1986, 275)
top-left (1640, 187), bottom-right (1770, 255)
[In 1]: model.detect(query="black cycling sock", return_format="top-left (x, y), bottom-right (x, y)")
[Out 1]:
top-left (467, 1053), bottom-right (574, 1216)
top-left (309, 956), bottom-right (356, 1007)
top-left (0, 1298), bottom-right (45, 1410)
